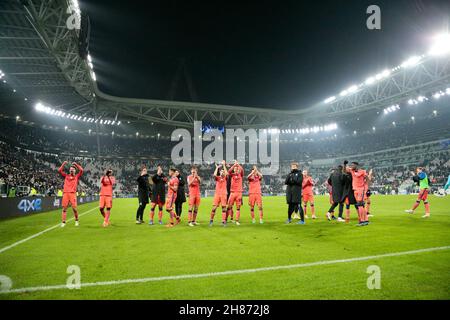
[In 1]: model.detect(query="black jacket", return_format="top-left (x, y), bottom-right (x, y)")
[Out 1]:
top-left (285, 169), bottom-right (302, 204)
top-left (328, 170), bottom-right (344, 203)
top-left (136, 174), bottom-right (150, 204)
top-left (175, 175), bottom-right (186, 204)
top-left (151, 174), bottom-right (167, 202)
top-left (342, 173), bottom-right (356, 204)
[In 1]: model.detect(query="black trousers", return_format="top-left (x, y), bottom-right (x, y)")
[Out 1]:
top-left (136, 203), bottom-right (147, 221)
top-left (175, 201), bottom-right (183, 217)
top-left (328, 202), bottom-right (344, 217)
top-left (288, 203), bottom-right (304, 221)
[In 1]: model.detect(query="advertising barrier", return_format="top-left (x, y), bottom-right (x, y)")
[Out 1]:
top-left (0, 196), bottom-right (99, 219)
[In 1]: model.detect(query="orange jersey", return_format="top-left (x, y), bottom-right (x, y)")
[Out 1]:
top-left (100, 176), bottom-right (115, 196)
top-left (350, 169), bottom-right (367, 190)
top-left (214, 175), bottom-right (227, 195)
top-left (228, 165), bottom-right (244, 193)
top-left (187, 174), bottom-right (201, 196)
top-left (167, 176), bottom-right (179, 197)
top-left (248, 174), bottom-right (262, 194)
top-left (302, 176), bottom-right (314, 195)
top-left (59, 164), bottom-right (83, 193)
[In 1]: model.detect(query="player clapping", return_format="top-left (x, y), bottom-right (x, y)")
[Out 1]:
top-left (187, 166), bottom-right (202, 227)
top-left (248, 165), bottom-right (264, 224)
top-left (405, 167), bottom-right (431, 218)
top-left (99, 169), bottom-right (115, 227)
top-left (227, 160), bottom-right (244, 225)
top-left (165, 168), bottom-right (180, 228)
top-left (302, 170), bottom-right (316, 219)
top-left (210, 161), bottom-right (228, 227)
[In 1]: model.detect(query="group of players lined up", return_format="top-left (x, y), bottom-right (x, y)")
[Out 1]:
top-left (56, 159), bottom-right (433, 228)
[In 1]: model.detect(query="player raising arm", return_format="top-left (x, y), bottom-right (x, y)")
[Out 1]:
top-left (210, 161), bottom-right (228, 227)
top-left (99, 169), bottom-right (115, 227)
top-left (227, 160), bottom-right (244, 225)
top-left (405, 167), bottom-right (431, 218)
top-left (58, 161), bottom-right (83, 227)
top-left (345, 161), bottom-right (369, 226)
top-left (187, 166), bottom-right (202, 227)
top-left (248, 165), bottom-right (264, 224)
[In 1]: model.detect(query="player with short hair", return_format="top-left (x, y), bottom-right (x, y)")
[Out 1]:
top-left (227, 160), bottom-right (244, 225)
top-left (345, 161), bottom-right (369, 226)
top-left (99, 168), bottom-right (115, 227)
top-left (248, 165), bottom-right (264, 224)
top-left (285, 162), bottom-right (304, 224)
top-left (187, 166), bottom-right (202, 227)
top-left (365, 168), bottom-right (374, 218)
top-left (150, 165), bottom-right (167, 225)
top-left (58, 161), bottom-right (83, 227)
top-left (302, 170), bottom-right (316, 219)
top-left (165, 168), bottom-right (179, 228)
top-left (405, 167), bottom-right (431, 218)
top-left (210, 161), bottom-right (228, 227)
top-left (136, 166), bottom-right (150, 224)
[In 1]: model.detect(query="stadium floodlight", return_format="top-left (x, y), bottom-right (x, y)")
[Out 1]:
top-left (100, 119), bottom-right (103, 124)
top-left (411, 116), bottom-right (415, 120)
top-left (433, 92), bottom-right (442, 99)
top-left (347, 85), bottom-right (358, 93)
top-left (88, 62), bottom-right (93, 69)
top-left (392, 121), bottom-right (396, 126)
top-left (91, 71), bottom-right (96, 81)
top-left (428, 33), bottom-right (450, 56)
top-left (117, 121), bottom-right (121, 125)
top-left (353, 130), bottom-right (357, 135)
top-left (446, 88), bottom-right (450, 95)
top-left (433, 110), bottom-right (437, 115)
top-left (136, 132), bottom-right (139, 136)
top-left (365, 77), bottom-right (375, 85)
top-left (16, 115), bottom-right (20, 121)
top-left (372, 126), bottom-right (376, 131)
top-left (339, 90), bottom-right (348, 97)
top-left (64, 126), bottom-right (68, 130)
top-left (87, 54), bottom-right (92, 63)
top-left (401, 56), bottom-right (421, 68)
top-left (417, 96), bottom-right (427, 102)
top-left (324, 96), bottom-right (336, 104)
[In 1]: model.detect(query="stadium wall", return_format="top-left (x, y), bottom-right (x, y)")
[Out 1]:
top-left (0, 196), bottom-right (99, 219)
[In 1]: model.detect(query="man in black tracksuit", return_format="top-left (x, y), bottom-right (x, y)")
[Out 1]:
top-left (136, 167), bottom-right (150, 224)
top-left (285, 162), bottom-right (304, 224)
top-left (174, 169), bottom-right (186, 220)
top-left (341, 161), bottom-right (357, 222)
top-left (326, 165), bottom-right (345, 221)
top-left (150, 165), bottom-right (167, 225)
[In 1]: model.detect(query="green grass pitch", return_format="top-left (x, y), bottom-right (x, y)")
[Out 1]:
top-left (0, 195), bottom-right (449, 300)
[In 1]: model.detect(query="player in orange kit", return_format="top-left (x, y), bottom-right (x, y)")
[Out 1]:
top-left (345, 161), bottom-right (369, 226)
top-left (165, 168), bottom-right (179, 228)
top-left (99, 169), bottom-right (115, 227)
top-left (302, 170), bottom-right (316, 219)
top-left (187, 166), bottom-right (202, 227)
top-left (247, 165), bottom-right (264, 224)
top-left (365, 168), bottom-right (374, 218)
top-left (210, 161), bottom-right (228, 227)
top-left (227, 160), bottom-right (244, 225)
top-left (58, 161), bottom-right (83, 227)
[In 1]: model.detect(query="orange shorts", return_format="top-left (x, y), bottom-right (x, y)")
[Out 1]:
top-left (165, 194), bottom-right (176, 210)
top-left (248, 194), bottom-right (262, 207)
top-left (62, 192), bottom-right (77, 208)
top-left (353, 188), bottom-right (365, 203)
top-left (213, 193), bottom-right (227, 207)
top-left (228, 192), bottom-right (242, 207)
top-left (303, 193), bottom-right (314, 203)
top-left (417, 189), bottom-right (428, 201)
top-left (189, 194), bottom-right (201, 207)
top-left (99, 195), bottom-right (113, 208)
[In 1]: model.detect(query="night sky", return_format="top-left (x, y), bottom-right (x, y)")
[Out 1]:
top-left (82, 0), bottom-right (450, 109)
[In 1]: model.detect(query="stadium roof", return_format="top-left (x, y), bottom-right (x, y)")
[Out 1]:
top-left (1, 0), bottom-right (450, 128)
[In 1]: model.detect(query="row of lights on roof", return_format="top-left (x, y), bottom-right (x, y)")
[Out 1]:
top-left (34, 102), bottom-right (120, 125)
top-left (324, 33), bottom-right (450, 104)
top-left (281, 123), bottom-right (338, 134)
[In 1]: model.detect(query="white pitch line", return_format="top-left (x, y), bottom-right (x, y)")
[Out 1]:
top-left (0, 206), bottom-right (98, 254)
top-left (1, 245), bottom-right (449, 295)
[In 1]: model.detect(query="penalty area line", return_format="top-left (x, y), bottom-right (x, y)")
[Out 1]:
top-left (0, 206), bottom-right (98, 254)
top-left (1, 245), bottom-right (449, 295)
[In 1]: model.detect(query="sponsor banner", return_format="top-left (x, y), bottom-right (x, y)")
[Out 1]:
top-left (0, 196), bottom-right (99, 219)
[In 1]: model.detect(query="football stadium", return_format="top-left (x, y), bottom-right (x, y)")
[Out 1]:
top-left (0, 0), bottom-right (449, 304)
